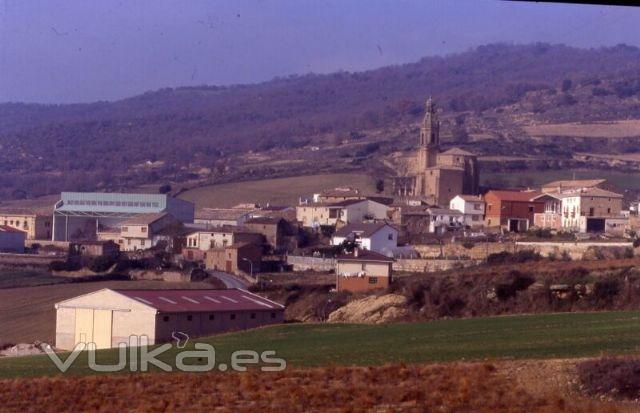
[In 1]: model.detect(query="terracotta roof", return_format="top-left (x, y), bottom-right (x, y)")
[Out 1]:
top-left (0, 225), bottom-right (26, 233)
top-left (427, 208), bottom-right (463, 215)
top-left (484, 190), bottom-right (542, 202)
top-left (557, 187), bottom-right (623, 199)
top-left (298, 199), bottom-right (365, 208)
top-left (440, 147), bottom-right (475, 156)
top-left (455, 195), bottom-right (483, 202)
top-left (334, 222), bottom-right (395, 238)
top-left (121, 212), bottom-right (169, 226)
top-left (195, 208), bottom-right (256, 221)
top-left (115, 288), bottom-right (284, 313)
top-left (336, 249), bottom-right (394, 263)
top-left (245, 217), bottom-right (283, 225)
top-left (0, 207), bottom-right (42, 217)
top-left (542, 179), bottom-right (606, 189)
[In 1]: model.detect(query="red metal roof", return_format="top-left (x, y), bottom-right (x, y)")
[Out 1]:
top-left (114, 288), bottom-right (284, 313)
top-left (0, 225), bottom-right (26, 233)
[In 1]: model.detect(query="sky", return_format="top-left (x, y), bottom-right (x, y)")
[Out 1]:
top-left (1, 0), bottom-right (639, 104)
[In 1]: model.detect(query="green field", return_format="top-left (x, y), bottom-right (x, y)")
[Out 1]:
top-left (178, 173), bottom-right (378, 209)
top-left (2, 311), bottom-right (640, 378)
top-left (482, 169), bottom-right (640, 190)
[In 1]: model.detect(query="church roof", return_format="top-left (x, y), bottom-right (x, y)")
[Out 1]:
top-left (440, 147), bottom-right (475, 156)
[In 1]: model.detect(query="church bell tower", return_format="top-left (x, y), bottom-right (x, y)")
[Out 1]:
top-left (417, 97), bottom-right (440, 171)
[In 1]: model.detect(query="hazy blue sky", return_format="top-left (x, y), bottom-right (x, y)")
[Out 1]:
top-left (1, 0), bottom-right (639, 104)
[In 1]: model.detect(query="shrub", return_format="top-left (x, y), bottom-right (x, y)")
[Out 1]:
top-left (486, 251), bottom-right (511, 265)
top-left (593, 279), bottom-right (620, 302)
top-left (633, 238), bottom-right (640, 248)
top-left (88, 256), bottom-right (116, 273)
top-left (48, 259), bottom-right (82, 272)
top-left (577, 357), bottom-right (640, 400)
top-left (624, 247), bottom-right (635, 259)
top-left (462, 241), bottom-right (475, 250)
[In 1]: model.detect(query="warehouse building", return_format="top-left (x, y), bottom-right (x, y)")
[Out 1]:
top-left (52, 192), bottom-right (194, 241)
top-left (55, 288), bottom-right (284, 350)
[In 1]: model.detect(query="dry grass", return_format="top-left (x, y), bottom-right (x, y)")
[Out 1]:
top-left (0, 362), bottom-right (620, 413)
top-left (178, 173), bottom-right (376, 209)
top-left (0, 280), bottom-right (219, 345)
top-left (524, 120), bottom-right (640, 138)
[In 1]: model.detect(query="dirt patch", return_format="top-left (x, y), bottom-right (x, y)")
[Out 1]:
top-left (328, 294), bottom-right (409, 324)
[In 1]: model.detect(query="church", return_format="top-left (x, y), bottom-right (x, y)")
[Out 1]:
top-left (393, 98), bottom-right (479, 206)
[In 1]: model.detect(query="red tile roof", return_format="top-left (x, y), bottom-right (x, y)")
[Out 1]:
top-left (484, 190), bottom-right (541, 202)
top-left (115, 288), bottom-right (283, 313)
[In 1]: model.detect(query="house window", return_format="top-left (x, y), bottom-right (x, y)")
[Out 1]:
top-left (607, 208), bottom-right (611, 213)
top-left (187, 315), bottom-right (193, 321)
top-left (230, 314), bottom-right (236, 320)
top-left (369, 277), bottom-right (378, 284)
top-left (163, 316), bottom-right (170, 322)
top-left (141, 227), bottom-right (147, 233)
top-left (271, 312), bottom-right (276, 319)
top-left (209, 314), bottom-right (215, 320)
top-left (122, 227), bottom-right (128, 232)
top-left (388, 233), bottom-right (393, 240)
top-left (528, 206), bottom-right (534, 213)
top-left (251, 313), bottom-right (256, 319)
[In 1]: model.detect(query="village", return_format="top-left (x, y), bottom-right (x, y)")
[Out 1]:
top-left (0, 98), bottom-right (638, 355)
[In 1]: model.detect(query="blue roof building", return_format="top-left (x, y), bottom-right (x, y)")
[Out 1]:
top-left (52, 192), bottom-right (194, 241)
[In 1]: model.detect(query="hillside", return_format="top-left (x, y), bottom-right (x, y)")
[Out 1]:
top-left (2, 43), bottom-right (640, 200)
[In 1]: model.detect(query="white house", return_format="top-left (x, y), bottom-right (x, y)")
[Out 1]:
top-left (427, 208), bottom-right (464, 234)
top-left (331, 222), bottom-right (398, 254)
top-left (449, 195), bottom-right (485, 227)
top-left (296, 199), bottom-right (389, 228)
top-left (533, 187), bottom-right (626, 234)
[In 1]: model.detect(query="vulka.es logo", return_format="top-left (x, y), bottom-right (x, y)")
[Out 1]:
top-left (44, 334), bottom-right (286, 373)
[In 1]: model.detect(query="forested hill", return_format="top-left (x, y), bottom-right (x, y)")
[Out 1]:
top-left (1, 43), bottom-right (640, 200)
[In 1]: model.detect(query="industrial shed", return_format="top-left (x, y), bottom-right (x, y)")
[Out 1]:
top-left (52, 192), bottom-right (194, 241)
top-left (55, 288), bottom-right (284, 350)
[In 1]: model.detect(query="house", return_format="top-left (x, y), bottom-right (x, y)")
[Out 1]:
top-left (426, 208), bottom-right (464, 234)
top-left (243, 217), bottom-right (288, 251)
top-left (183, 227), bottom-right (264, 261)
top-left (0, 208), bottom-right (52, 240)
top-left (52, 192), bottom-right (194, 242)
top-left (312, 187), bottom-right (394, 206)
top-left (331, 222), bottom-right (398, 254)
top-left (296, 199), bottom-right (388, 228)
top-left (69, 240), bottom-right (119, 258)
top-left (533, 187), bottom-right (625, 233)
top-left (335, 249), bottom-right (394, 293)
top-left (205, 242), bottom-right (262, 276)
top-left (0, 225), bottom-right (26, 253)
top-left (115, 213), bottom-right (182, 251)
top-left (483, 190), bottom-right (544, 232)
top-left (54, 288), bottom-right (284, 350)
top-left (194, 208), bottom-right (257, 227)
top-left (449, 195), bottom-right (485, 227)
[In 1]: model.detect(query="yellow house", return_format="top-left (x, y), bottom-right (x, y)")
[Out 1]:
top-left (0, 208), bottom-right (52, 240)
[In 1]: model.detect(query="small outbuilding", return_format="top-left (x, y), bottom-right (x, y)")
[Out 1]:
top-left (55, 288), bottom-right (284, 350)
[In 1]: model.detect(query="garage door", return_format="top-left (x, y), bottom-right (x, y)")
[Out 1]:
top-left (74, 308), bottom-right (113, 349)
top-left (93, 310), bottom-right (113, 349)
